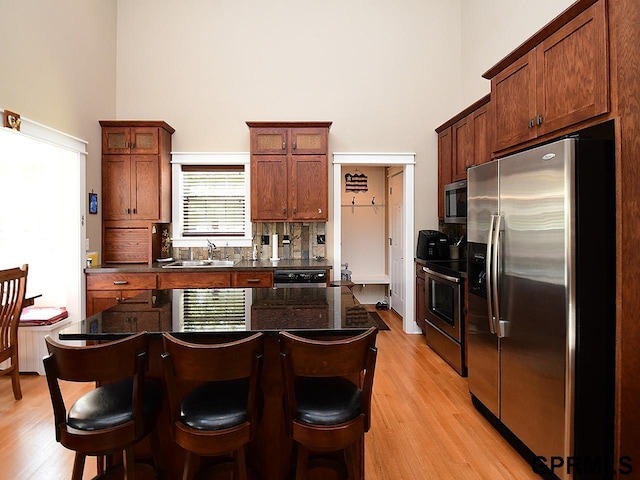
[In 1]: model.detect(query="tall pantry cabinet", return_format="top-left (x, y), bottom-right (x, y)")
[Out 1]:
top-left (99, 120), bottom-right (174, 264)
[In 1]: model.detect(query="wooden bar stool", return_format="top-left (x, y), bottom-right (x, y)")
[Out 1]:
top-left (0, 264), bottom-right (28, 400)
top-left (279, 327), bottom-right (378, 480)
top-left (161, 332), bottom-right (264, 480)
top-left (43, 332), bottom-right (163, 480)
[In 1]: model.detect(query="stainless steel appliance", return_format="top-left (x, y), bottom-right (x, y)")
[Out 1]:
top-left (273, 269), bottom-right (327, 287)
top-left (467, 137), bottom-right (615, 479)
top-left (444, 179), bottom-right (467, 224)
top-left (423, 262), bottom-right (465, 375)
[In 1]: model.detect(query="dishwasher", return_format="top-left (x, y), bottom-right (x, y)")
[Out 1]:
top-left (273, 269), bottom-right (328, 288)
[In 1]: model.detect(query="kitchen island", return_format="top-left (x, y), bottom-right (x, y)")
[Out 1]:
top-left (60, 286), bottom-right (378, 479)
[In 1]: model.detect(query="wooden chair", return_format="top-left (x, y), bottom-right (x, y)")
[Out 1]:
top-left (0, 264), bottom-right (28, 400)
top-left (43, 332), bottom-right (163, 480)
top-left (279, 327), bottom-right (378, 480)
top-left (161, 332), bottom-right (264, 480)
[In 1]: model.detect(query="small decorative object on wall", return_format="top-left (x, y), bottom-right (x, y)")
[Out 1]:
top-left (345, 170), bottom-right (368, 192)
top-left (88, 191), bottom-right (98, 214)
top-left (3, 110), bottom-right (21, 131)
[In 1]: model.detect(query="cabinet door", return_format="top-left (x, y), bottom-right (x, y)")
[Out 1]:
top-left (102, 127), bottom-right (132, 155)
top-left (452, 116), bottom-right (473, 181)
top-left (472, 105), bottom-right (490, 166)
top-left (130, 127), bottom-right (159, 154)
top-left (536, 1), bottom-right (608, 136)
top-left (416, 274), bottom-right (426, 332)
top-left (102, 155), bottom-right (131, 220)
top-left (251, 155), bottom-right (289, 221)
top-left (131, 155), bottom-right (160, 220)
top-left (290, 155), bottom-right (328, 221)
top-left (437, 127), bottom-right (453, 219)
top-left (492, 51), bottom-right (537, 151)
top-left (232, 271), bottom-right (273, 288)
top-left (157, 272), bottom-right (231, 289)
top-left (251, 128), bottom-right (288, 154)
top-left (102, 226), bottom-right (150, 263)
top-left (290, 128), bottom-right (328, 155)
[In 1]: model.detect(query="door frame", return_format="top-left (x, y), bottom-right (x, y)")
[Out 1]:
top-left (332, 153), bottom-right (420, 334)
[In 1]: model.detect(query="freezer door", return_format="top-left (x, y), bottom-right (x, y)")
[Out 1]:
top-left (467, 161), bottom-right (498, 244)
top-left (498, 139), bottom-right (573, 466)
top-left (467, 288), bottom-right (499, 416)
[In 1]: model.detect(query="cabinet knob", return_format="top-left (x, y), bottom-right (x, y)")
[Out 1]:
top-left (282, 142), bottom-right (286, 150)
top-left (536, 115), bottom-right (543, 125)
top-left (528, 119), bottom-right (535, 128)
top-left (292, 142), bottom-right (297, 149)
top-left (293, 207), bottom-right (297, 214)
top-left (318, 208), bottom-right (322, 214)
top-left (282, 207), bottom-right (286, 214)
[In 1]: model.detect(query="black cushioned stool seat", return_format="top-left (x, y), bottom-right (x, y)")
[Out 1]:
top-left (180, 378), bottom-right (250, 431)
top-left (295, 377), bottom-right (361, 426)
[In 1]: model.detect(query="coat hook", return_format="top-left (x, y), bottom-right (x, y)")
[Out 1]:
top-left (352, 196), bottom-right (355, 205)
top-left (371, 196), bottom-right (375, 205)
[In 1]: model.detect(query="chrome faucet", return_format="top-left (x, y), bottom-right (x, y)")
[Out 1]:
top-left (207, 239), bottom-right (217, 260)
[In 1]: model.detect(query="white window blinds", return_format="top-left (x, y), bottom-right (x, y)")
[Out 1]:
top-left (182, 288), bottom-right (246, 331)
top-left (181, 165), bottom-right (246, 236)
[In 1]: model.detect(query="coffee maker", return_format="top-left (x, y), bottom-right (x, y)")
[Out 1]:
top-left (416, 230), bottom-right (450, 260)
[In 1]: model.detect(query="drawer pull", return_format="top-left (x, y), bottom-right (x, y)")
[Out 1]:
top-left (113, 280), bottom-right (129, 285)
top-left (246, 279), bottom-right (261, 283)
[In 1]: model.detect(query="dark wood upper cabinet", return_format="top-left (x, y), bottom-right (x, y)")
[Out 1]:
top-left (486, 1), bottom-right (608, 152)
top-left (436, 95), bottom-right (490, 219)
top-left (247, 122), bottom-right (331, 222)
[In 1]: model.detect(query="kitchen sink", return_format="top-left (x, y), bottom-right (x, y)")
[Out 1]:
top-left (161, 259), bottom-right (238, 268)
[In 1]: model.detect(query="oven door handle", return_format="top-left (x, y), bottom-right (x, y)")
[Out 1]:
top-left (423, 267), bottom-right (461, 284)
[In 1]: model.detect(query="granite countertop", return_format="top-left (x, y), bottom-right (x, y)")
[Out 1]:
top-left (61, 286), bottom-right (376, 340)
top-left (85, 258), bottom-right (333, 274)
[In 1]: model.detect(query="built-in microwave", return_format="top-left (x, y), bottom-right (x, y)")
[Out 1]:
top-left (444, 180), bottom-right (467, 224)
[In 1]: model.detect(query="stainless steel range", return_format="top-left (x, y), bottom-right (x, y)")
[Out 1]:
top-left (423, 260), bottom-right (466, 376)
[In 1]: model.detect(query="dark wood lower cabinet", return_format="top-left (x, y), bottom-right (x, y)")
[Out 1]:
top-left (415, 264), bottom-right (426, 333)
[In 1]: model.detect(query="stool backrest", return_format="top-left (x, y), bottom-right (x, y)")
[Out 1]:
top-left (0, 264), bottom-right (28, 357)
top-left (279, 327), bottom-right (378, 430)
top-left (44, 332), bottom-right (149, 383)
top-left (162, 332), bottom-right (264, 382)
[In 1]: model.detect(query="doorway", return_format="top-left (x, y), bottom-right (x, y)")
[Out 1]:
top-left (332, 153), bottom-right (420, 334)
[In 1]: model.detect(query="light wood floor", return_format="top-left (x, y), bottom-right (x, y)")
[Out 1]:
top-left (0, 309), bottom-right (539, 479)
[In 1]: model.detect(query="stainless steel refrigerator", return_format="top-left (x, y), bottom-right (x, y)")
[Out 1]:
top-left (466, 136), bottom-right (615, 480)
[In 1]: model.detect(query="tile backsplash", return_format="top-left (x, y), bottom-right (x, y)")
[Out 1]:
top-left (172, 222), bottom-right (326, 261)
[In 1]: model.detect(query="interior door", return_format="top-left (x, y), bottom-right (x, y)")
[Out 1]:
top-left (389, 171), bottom-right (404, 317)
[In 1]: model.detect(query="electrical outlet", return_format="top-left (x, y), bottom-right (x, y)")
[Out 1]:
top-left (261, 235), bottom-right (270, 245)
top-left (317, 235), bottom-right (325, 245)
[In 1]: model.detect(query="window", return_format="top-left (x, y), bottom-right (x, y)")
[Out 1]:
top-left (0, 119), bottom-right (86, 323)
top-left (177, 289), bottom-right (249, 332)
top-left (172, 153), bottom-right (251, 248)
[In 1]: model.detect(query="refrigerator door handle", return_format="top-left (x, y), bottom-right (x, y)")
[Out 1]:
top-left (485, 214), bottom-right (496, 334)
top-left (492, 214), bottom-right (505, 338)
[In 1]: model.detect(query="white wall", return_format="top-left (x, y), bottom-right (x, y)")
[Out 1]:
top-left (0, 0), bottom-right (579, 267)
top-left (460, 0), bottom-right (575, 104)
top-left (0, 0), bottom-right (117, 252)
top-left (115, 0), bottom-right (463, 243)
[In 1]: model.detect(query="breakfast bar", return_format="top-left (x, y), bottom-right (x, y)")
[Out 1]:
top-left (60, 286), bottom-right (380, 479)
